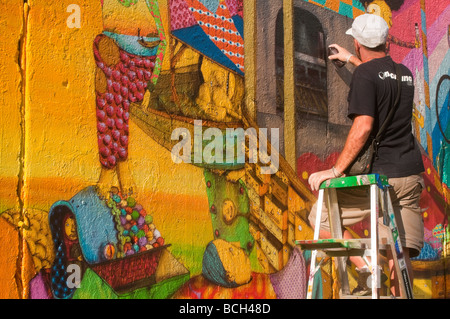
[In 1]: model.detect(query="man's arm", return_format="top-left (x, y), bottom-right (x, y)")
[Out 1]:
top-left (308, 115), bottom-right (374, 191)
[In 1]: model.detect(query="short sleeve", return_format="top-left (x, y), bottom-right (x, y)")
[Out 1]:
top-left (347, 67), bottom-right (377, 119)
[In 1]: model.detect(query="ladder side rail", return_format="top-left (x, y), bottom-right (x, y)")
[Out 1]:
top-left (383, 187), bottom-right (414, 299)
top-left (370, 184), bottom-right (380, 299)
top-left (306, 189), bottom-right (325, 299)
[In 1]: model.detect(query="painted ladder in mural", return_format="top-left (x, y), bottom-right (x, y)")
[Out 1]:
top-left (137, 2), bottom-right (315, 271)
top-left (26, 0), bottom-right (317, 299)
top-left (128, 0), bottom-right (323, 297)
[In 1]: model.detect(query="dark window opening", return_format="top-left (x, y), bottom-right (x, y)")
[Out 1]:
top-left (275, 7), bottom-right (328, 118)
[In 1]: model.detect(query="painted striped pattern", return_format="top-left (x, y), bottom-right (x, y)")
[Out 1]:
top-left (185, 0), bottom-right (244, 72)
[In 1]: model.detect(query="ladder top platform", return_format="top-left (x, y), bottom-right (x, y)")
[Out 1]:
top-left (320, 174), bottom-right (389, 190)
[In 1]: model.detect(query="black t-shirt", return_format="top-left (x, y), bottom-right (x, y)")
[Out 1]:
top-left (347, 56), bottom-right (424, 178)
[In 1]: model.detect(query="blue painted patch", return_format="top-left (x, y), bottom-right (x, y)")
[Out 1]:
top-left (199, 0), bottom-right (220, 13)
top-left (338, 2), bottom-right (354, 18)
top-left (313, 0), bottom-right (327, 6)
top-left (431, 90), bottom-right (449, 160)
top-left (413, 242), bottom-right (440, 261)
top-left (103, 31), bottom-right (159, 57)
top-left (172, 25), bottom-right (244, 75)
top-left (231, 15), bottom-right (244, 40)
top-left (352, 0), bottom-right (365, 10)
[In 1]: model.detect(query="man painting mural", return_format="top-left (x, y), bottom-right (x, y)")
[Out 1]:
top-left (95, 0), bottom-right (166, 196)
top-left (307, 14), bottom-right (425, 297)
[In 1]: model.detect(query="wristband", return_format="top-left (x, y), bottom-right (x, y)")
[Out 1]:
top-left (346, 54), bottom-right (353, 64)
top-left (332, 166), bottom-right (343, 178)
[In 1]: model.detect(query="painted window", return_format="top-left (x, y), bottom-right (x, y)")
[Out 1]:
top-left (275, 7), bottom-right (328, 117)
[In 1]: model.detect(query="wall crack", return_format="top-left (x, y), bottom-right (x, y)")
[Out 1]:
top-left (15, 0), bottom-right (30, 299)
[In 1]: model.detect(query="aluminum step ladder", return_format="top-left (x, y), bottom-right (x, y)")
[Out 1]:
top-left (296, 174), bottom-right (414, 299)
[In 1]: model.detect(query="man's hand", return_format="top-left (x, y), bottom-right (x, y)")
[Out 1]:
top-left (328, 44), bottom-right (351, 62)
top-left (308, 168), bottom-right (336, 192)
top-left (328, 44), bottom-right (362, 66)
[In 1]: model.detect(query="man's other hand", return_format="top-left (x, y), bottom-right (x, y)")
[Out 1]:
top-left (308, 168), bottom-right (336, 192)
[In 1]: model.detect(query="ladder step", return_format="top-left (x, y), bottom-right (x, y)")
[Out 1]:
top-left (296, 239), bottom-right (367, 250)
top-left (296, 239), bottom-right (391, 257)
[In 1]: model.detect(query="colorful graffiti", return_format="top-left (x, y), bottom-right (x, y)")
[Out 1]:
top-left (0, 0), bottom-right (448, 300)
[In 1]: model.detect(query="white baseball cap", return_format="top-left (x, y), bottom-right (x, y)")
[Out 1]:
top-left (346, 14), bottom-right (389, 48)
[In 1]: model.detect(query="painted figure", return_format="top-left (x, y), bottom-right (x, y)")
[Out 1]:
top-left (63, 215), bottom-right (85, 275)
top-left (202, 239), bottom-right (252, 287)
top-left (95, 0), bottom-right (167, 197)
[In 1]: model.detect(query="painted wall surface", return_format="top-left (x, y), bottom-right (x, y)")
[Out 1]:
top-left (0, 0), bottom-right (448, 300)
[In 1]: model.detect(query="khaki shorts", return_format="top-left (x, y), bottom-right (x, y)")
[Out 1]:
top-left (307, 174), bottom-right (425, 258)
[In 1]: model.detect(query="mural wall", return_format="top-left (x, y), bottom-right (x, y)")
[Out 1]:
top-left (0, 0), bottom-right (448, 299)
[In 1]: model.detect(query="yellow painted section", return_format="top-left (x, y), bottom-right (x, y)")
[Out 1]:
top-left (1, 0), bottom-right (213, 293)
top-left (0, 0), bottom-right (25, 213)
top-left (243, 0), bottom-right (256, 121)
top-left (283, 0), bottom-right (296, 171)
top-left (102, 0), bottom-right (158, 36)
top-left (413, 278), bottom-right (433, 299)
top-left (20, 0), bottom-right (207, 202)
top-left (366, 0), bottom-right (393, 27)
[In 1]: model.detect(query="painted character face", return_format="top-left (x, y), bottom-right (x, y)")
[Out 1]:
top-left (65, 216), bottom-right (78, 241)
top-left (222, 199), bottom-right (237, 224)
top-left (213, 239), bottom-right (252, 286)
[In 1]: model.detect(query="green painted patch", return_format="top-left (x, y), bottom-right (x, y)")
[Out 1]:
top-left (204, 169), bottom-right (255, 254)
top-left (320, 174), bottom-right (389, 189)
